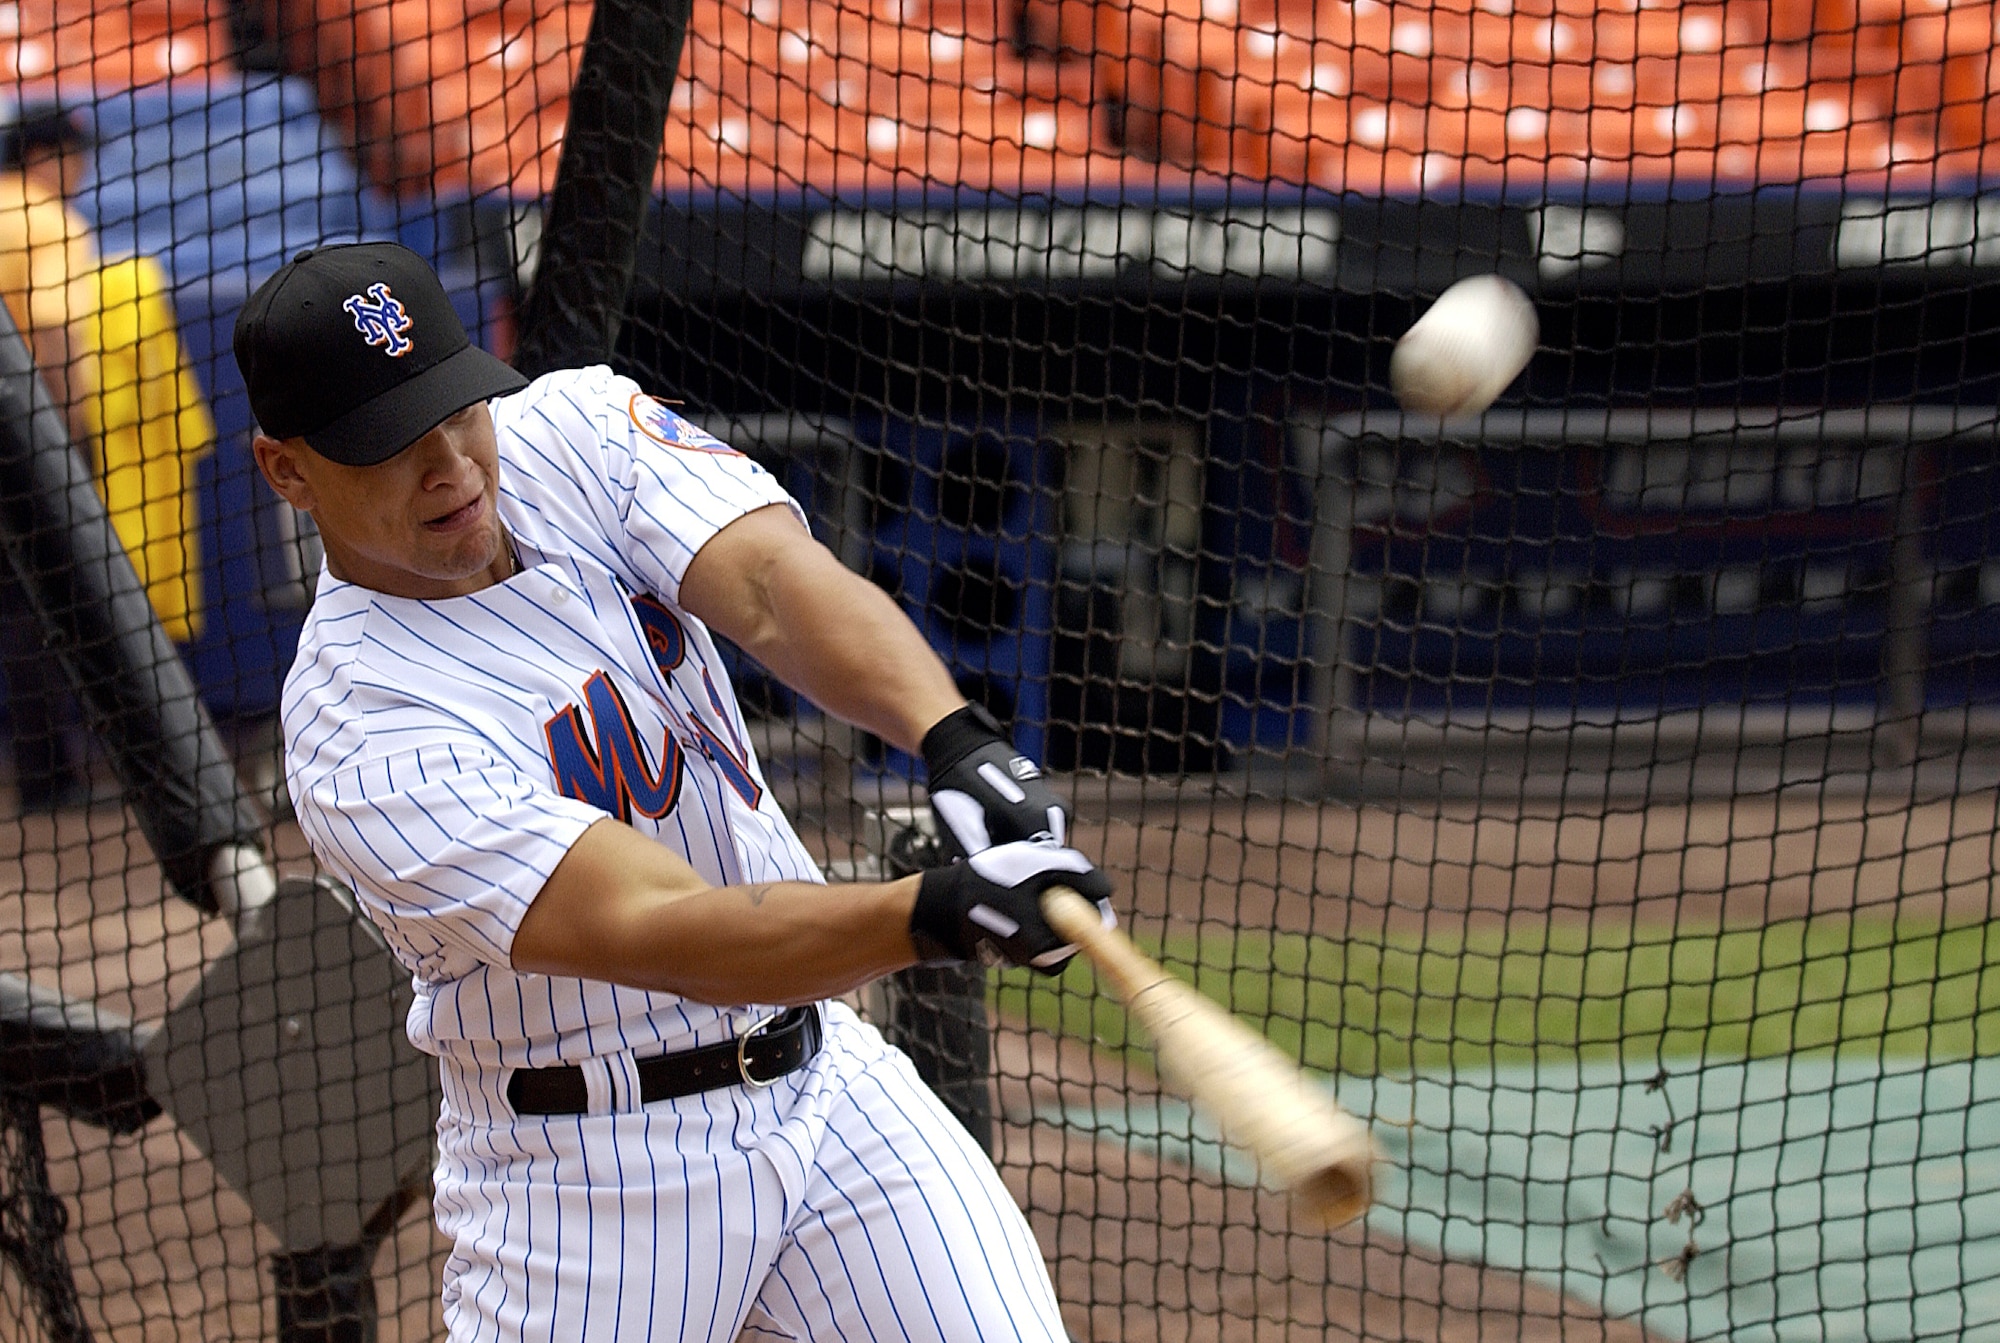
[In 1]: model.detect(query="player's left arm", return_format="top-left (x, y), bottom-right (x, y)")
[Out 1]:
top-left (680, 503), bottom-right (1069, 853)
top-left (680, 502), bottom-right (961, 754)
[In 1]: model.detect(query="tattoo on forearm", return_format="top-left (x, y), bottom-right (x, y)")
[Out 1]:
top-left (744, 884), bottom-right (774, 907)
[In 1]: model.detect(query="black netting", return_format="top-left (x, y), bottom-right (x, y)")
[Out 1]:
top-left (0, 0), bottom-right (1993, 1338)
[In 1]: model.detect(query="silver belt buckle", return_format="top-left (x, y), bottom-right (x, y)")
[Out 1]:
top-left (736, 1011), bottom-right (784, 1088)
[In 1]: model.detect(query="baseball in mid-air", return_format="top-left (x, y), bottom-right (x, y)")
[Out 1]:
top-left (1389, 274), bottom-right (1539, 417)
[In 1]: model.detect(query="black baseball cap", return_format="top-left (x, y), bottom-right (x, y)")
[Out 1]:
top-left (233, 242), bottom-right (527, 466)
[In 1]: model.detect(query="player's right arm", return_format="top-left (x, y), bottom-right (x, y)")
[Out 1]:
top-left (512, 817), bottom-right (917, 1005)
top-left (509, 818), bottom-right (1112, 1003)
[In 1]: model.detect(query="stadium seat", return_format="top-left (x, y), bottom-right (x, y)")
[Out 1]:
top-left (1710, 45), bottom-right (1810, 98)
top-left (1325, 143), bottom-right (1445, 192)
top-left (1016, 0), bottom-right (1104, 57)
top-left (1094, 9), bottom-right (1222, 167)
top-left (1265, 84), bottom-right (1348, 181)
top-left (1311, 0), bottom-right (1398, 53)
top-left (1584, 104), bottom-right (1637, 157)
top-left (5, 0), bottom-right (232, 90)
top-left (1765, 0), bottom-right (1825, 42)
top-left (1636, 52), bottom-right (1724, 103)
top-left (275, 0), bottom-right (584, 196)
top-left (413, 31), bottom-right (569, 197)
top-left (1908, 0), bottom-right (2000, 60)
top-left (270, 0), bottom-right (2000, 197)
top-left (1939, 49), bottom-right (1996, 147)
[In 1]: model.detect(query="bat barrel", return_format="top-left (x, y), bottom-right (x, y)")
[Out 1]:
top-left (1042, 886), bottom-right (1380, 1228)
top-left (1298, 1162), bottom-right (1373, 1227)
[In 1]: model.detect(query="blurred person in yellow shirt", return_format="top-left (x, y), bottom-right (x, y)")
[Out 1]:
top-left (0, 103), bottom-right (215, 811)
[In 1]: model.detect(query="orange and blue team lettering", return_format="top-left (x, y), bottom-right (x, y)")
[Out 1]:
top-left (543, 594), bottom-right (761, 821)
top-left (544, 673), bottom-right (683, 822)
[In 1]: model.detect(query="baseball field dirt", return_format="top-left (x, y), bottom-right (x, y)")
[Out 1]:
top-left (4, 786), bottom-right (1988, 1339)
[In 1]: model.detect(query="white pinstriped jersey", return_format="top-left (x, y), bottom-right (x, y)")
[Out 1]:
top-left (282, 364), bottom-right (824, 1069)
top-left (282, 363), bottom-right (1072, 1343)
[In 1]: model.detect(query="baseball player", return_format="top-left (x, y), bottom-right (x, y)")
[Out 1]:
top-left (234, 242), bottom-right (1107, 1343)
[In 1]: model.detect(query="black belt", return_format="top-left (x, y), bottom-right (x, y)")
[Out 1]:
top-left (507, 1006), bottom-right (822, 1116)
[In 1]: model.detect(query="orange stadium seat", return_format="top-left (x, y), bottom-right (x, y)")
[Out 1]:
top-left (280, 0), bottom-right (2000, 196)
top-left (421, 6), bottom-right (582, 196)
top-left (1254, 0), bottom-right (1324, 31)
top-left (1761, 119), bottom-right (1896, 175)
top-left (267, 0), bottom-right (575, 194)
top-left (1323, 143), bottom-right (1446, 191)
top-left (1017, 0), bottom-right (1103, 55)
top-left (922, 0), bottom-right (1009, 42)
top-left (1939, 48), bottom-right (1997, 147)
top-left (1264, 83), bottom-right (1347, 181)
top-left (1765, 0), bottom-right (1810, 41)
top-left (986, 97), bottom-right (1102, 183)
top-left (1585, 104), bottom-right (1637, 158)
top-left (5, 0), bottom-right (231, 90)
top-left (292, 0), bottom-right (422, 189)
top-left (1637, 53), bottom-right (1724, 102)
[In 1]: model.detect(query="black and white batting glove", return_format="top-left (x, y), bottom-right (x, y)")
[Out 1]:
top-left (922, 702), bottom-right (1068, 859)
top-left (910, 840), bottom-right (1115, 973)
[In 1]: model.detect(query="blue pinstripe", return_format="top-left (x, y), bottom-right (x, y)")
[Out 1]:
top-left (850, 1070), bottom-right (1050, 1335)
top-left (827, 1122), bottom-right (979, 1339)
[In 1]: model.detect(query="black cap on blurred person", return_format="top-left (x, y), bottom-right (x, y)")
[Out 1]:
top-left (233, 242), bottom-right (527, 467)
top-left (1, 102), bottom-right (88, 172)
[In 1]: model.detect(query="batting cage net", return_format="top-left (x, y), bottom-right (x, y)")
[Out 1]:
top-left (0, 0), bottom-right (1996, 1339)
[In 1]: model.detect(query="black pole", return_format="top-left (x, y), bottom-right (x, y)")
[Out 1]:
top-left (0, 973), bottom-right (157, 1134)
top-left (0, 1089), bottom-right (95, 1342)
top-left (884, 821), bottom-right (997, 1154)
top-left (511, 0), bottom-right (692, 378)
top-left (271, 1244), bottom-right (378, 1343)
top-left (0, 301), bottom-right (265, 912)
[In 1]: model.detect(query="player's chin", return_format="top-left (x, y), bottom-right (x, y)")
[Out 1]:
top-left (417, 526), bottom-right (504, 585)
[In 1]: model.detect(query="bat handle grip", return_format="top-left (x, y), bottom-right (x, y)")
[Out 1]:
top-left (1039, 884), bottom-right (1180, 1009)
top-left (1040, 885), bottom-right (1109, 945)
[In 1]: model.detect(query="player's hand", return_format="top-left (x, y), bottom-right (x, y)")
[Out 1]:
top-left (921, 702), bottom-right (1068, 858)
top-left (909, 840), bottom-right (1115, 973)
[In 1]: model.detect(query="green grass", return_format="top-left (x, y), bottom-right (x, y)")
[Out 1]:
top-left (995, 911), bottom-right (2000, 1076)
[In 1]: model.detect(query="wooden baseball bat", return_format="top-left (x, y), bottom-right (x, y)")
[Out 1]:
top-left (1041, 887), bottom-right (1379, 1227)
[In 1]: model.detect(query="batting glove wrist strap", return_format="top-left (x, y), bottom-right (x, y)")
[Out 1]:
top-left (910, 841), bottom-right (1115, 973)
top-left (922, 703), bottom-right (1068, 856)
top-left (919, 701), bottom-right (1010, 775)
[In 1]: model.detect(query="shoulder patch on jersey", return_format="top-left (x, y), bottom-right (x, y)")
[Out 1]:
top-left (628, 394), bottom-right (742, 455)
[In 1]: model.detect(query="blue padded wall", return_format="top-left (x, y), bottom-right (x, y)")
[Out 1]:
top-left (80, 75), bottom-right (373, 288)
top-left (865, 420), bottom-right (1059, 767)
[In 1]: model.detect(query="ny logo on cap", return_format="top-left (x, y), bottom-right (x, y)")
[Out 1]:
top-left (343, 283), bottom-right (414, 357)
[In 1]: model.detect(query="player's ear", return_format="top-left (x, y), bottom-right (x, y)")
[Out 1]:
top-left (252, 433), bottom-right (316, 512)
